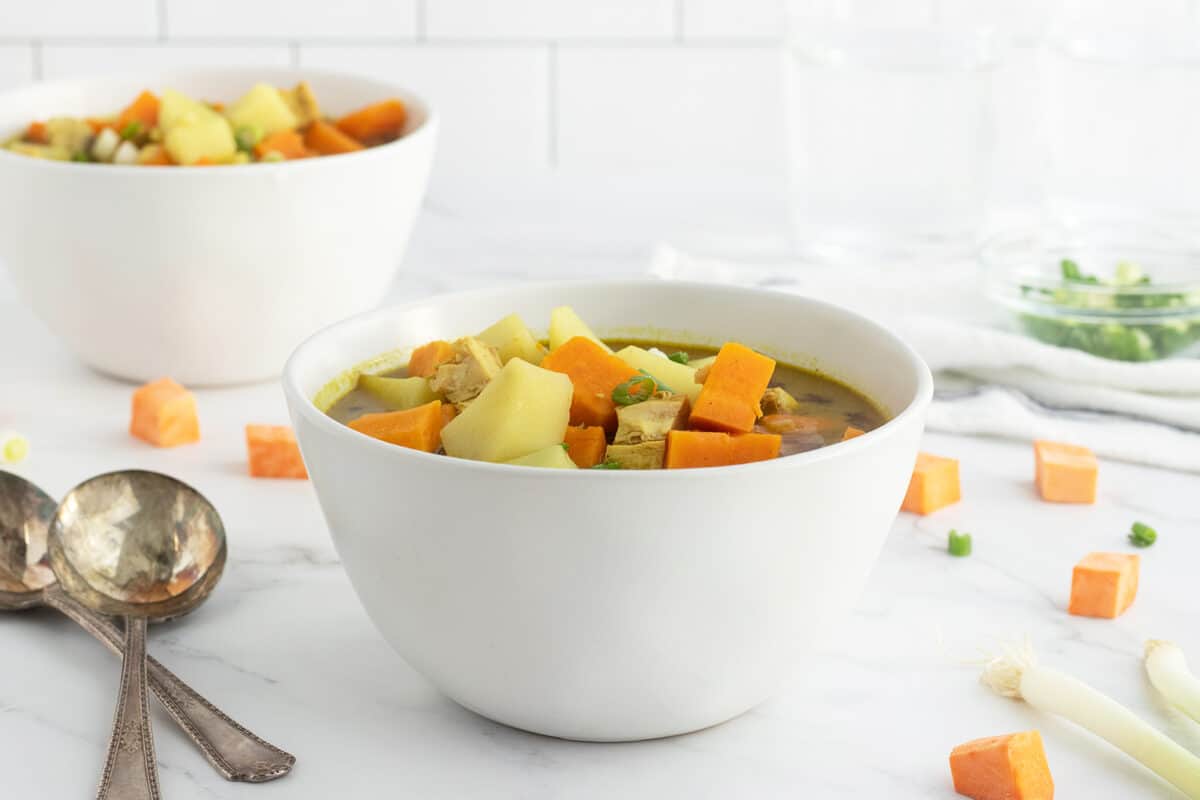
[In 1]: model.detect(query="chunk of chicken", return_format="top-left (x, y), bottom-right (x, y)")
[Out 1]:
top-left (429, 336), bottom-right (502, 404)
top-left (613, 392), bottom-right (689, 445)
top-left (281, 81), bottom-right (321, 127)
top-left (605, 440), bottom-right (667, 470)
top-left (760, 386), bottom-right (801, 417)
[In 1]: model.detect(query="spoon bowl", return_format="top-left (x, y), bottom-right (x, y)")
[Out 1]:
top-left (0, 471), bottom-right (55, 610)
top-left (47, 470), bottom-right (226, 621)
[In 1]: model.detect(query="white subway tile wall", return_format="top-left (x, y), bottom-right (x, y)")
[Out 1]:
top-left (164, 0), bottom-right (418, 40)
top-left (300, 45), bottom-right (550, 173)
top-left (557, 46), bottom-right (784, 173)
top-left (425, 0), bottom-right (675, 40)
top-left (0, 0), bottom-right (1177, 205)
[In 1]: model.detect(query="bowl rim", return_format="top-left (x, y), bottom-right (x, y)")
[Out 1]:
top-left (283, 279), bottom-right (934, 480)
top-left (0, 66), bottom-right (437, 174)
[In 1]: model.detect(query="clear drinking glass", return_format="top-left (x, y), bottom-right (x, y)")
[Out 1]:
top-left (1043, 25), bottom-right (1200, 227)
top-left (785, 14), bottom-right (998, 264)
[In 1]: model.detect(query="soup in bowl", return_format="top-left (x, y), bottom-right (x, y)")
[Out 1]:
top-left (283, 281), bottom-right (932, 741)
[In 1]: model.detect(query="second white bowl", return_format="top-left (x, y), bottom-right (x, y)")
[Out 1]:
top-left (0, 68), bottom-right (437, 385)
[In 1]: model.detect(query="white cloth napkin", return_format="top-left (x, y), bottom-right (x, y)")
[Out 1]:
top-left (649, 245), bottom-right (1200, 472)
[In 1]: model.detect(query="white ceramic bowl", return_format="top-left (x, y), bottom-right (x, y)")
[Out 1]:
top-left (283, 281), bottom-right (932, 741)
top-left (0, 68), bottom-right (436, 385)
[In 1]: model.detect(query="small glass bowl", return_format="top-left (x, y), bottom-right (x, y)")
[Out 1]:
top-left (981, 225), bottom-right (1200, 361)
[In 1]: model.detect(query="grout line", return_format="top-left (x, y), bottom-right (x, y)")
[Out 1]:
top-left (30, 40), bottom-right (42, 80)
top-left (0, 35), bottom-right (783, 50)
top-left (415, 0), bottom-right (427, 42)
top-left (288, 40), bottom-right (300, 67)
top-left (674, 0), bottom-right (685, 42)
top-left (547, 42), bottom-right (558, 169)
top-left (157, 0), bottom-right (168, 40)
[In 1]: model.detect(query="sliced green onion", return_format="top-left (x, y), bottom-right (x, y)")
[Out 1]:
top-left (119, 120), bottom-right (142, 140)
top-left (947, 529), bottom-right (972, 557)
top-left (668, 351), bottom-right (690, 365)
top-left (613, 375), bottom-right (656, 406)
top-left (591, 459), bottom-right (621, 470)
top-left (636, 368), bottom-right (672, 394)
top-left (71, 151), bottom-right (92, 162)
top-left (1129, 521), bottom-right (1157, 548)
top-left (560, 442), bottom-right (570, 452)
top-left (1145, 640), bottom-right (1200, 724)
top-left (984, 641), bottom-right (1200, 799)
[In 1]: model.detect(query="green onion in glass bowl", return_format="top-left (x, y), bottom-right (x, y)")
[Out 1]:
top-left (981, 227), bottom-right (1200, 361)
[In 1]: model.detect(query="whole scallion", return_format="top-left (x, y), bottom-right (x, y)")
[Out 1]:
top-left (983, 641), bottom-right (1200, 799)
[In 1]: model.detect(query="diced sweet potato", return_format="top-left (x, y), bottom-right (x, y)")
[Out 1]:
top-left (949, 730), bottom-right (1054, 800)
top-left (1069, 552), bottom-right (1139, 619)
top-left (304, 120), bottom-right (365, 155)
top-left (665, 430), bottom-right (781, 469)
top-left (408, 340), bottom-right (456, 378)
top-left (1034, 440), bottom-right (1098, 504)
top-left (245, 425), bottom-right (308, 479)
top-left (130, 378), bottom-right (200, 447)
top-left (563, 425), bottom-right (607, 468)
top-left (842, 426), bottom-right (865, 440)
top-left (348, 401), bottom-right (445, 452)
top-left (901, 452), bottom-right (960, 515)
top-left (690, 343), bottom-right (777, 434)
top-left (114, 90), bottom-right (160, 131)
top-left (540, 336), bottom-right (639, 432)
top-left (254, 129), bottom-right (310, 160)
top-left (336, 99), bottom-right (406, 144)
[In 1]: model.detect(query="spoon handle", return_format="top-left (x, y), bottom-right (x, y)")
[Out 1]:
top-left (97, 616), bottom-right (161, 800)
top-left (43, 586), bottom-right (296, 783)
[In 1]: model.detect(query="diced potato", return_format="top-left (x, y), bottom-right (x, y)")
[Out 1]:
top-left (549, 306), bottom-right (610, 352)
top-left (614, 345), bottom-right (702, 403)
top-left (689, 355), bottom-right (717, 372)
top-left (159, 89), bottom-right (216, 132)
top-left (164, 115), bottom-right (236, 165)
top-left (6, 141), bottom-right (70, 160)
top-left (358, 375), bottom-right (438, 411)
top-left (225, 83), bottom-right (299, 137)
top-left (505, 445), bottom-right (578, 470)
top-left (441, 359), bottom-right (572, 463)
top-left (478, 313), bottom-right (547, 364)
top-left (113, 141), bottom-right (139, 165)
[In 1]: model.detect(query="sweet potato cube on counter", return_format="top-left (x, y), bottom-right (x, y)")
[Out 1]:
top-left (130, 378), bottom-right (200, 447)
top-left (1069, 552), bottom-right (1139, 619)
top-left (407, 340), bottom-right (456, 378)
top-left (540, 336), bottom-right (639, 432)
top-left (1034, 440), bottom-right (1098, 504)
top-left (949, 730), bottom-right (1054, 800)
top-left (842, 426), bottom-right (865, 441)
top-left (563, 425), bottom-right (607, 468)
top-left (901, 452), bottom-right (960, 515)
top-left (689, 342), bottom-right (777, 434)
top-left (348, 401), bottom-right (445, 453)
top-left (245, 425), bottom-right (308, 479)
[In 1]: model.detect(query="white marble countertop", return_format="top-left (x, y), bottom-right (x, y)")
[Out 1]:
top-left (3, 199), bottom-right (1199, 798)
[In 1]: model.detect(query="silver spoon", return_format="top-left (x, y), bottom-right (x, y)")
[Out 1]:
top-left (41, 470), bottom-right (238, 798)
top-left (0, 471), bottom-right (294, 783)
